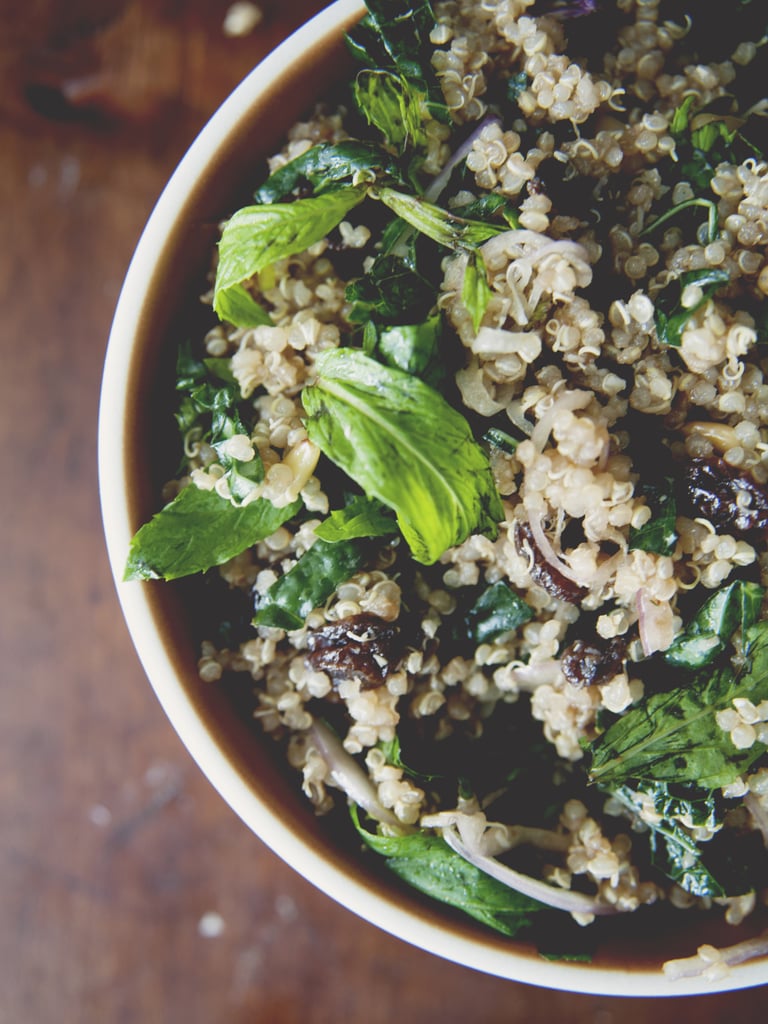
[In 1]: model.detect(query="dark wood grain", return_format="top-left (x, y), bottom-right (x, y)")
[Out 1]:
top-left (1, 2), bottom-right (766, 1020)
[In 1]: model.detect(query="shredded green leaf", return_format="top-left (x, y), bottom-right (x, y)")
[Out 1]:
top-left (124, 485), bottom-right (301, 582)
top-left (253, 140), bottom-right (402, 203)
top-left (460, 581), bottom-right (534, 645)
top-left (214, 187), bottom-right (367, 326)
top-left (254, 537), bottom-right (370, 630)
top-left (607, 783), bottom-right (725, 898)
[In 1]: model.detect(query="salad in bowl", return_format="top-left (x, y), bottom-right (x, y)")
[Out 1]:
top-left (105, 0), bottom-right (768, 991)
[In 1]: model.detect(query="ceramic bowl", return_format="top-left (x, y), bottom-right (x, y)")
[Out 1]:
top-left (98, 0), bottom-right (768, 995)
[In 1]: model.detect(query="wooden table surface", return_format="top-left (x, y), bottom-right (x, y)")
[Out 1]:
top-left (1, 1), bottom-right (766, 1020)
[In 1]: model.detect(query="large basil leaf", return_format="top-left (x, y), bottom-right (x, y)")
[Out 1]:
top-left (124, 485), bottom-right (301, 581)
top-left (213, 187), bottom-right (367, 325)
top-left (302, 349), bottom-right (504, 564)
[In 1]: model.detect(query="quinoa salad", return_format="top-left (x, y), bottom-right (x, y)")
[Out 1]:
top-left (126, 0), bottom-right (768, 977)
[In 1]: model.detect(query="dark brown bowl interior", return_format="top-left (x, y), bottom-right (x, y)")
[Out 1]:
top-left (115, 3), bottom-right (768, 989)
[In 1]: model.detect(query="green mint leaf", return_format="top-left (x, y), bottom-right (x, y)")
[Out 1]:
top-left (665, 580), bottom-right (765, 669)
top-left (351, 807), bottom-right (541, 937)
top-left (213, 187), bottom-right (367, 325)
top-left (209, 446), bottom-right (264, 506)
top-left (313, 495), bottom-right (396, 543)
top-left (124, 485), bottom-right (301, 581)
top-left (462, 581), bottom-right (534, 645)
top-left (302, 349), bottom-right (504, 565)
top-left (654, 268), bottom-right (730, 347)
top-left (462, 249), bottom-right (492, 334)
top-left (253, 537), bottom-right (369, 630)
top-left (691, 120), bottom-right (737, 154)
top-left (214, 282), bottom-right (275, 328)
top-left (254, 141), bottom-right (402, 204)
top-left (589, 621), bottom-right (768, 789)
top-left (371, 314), bottom-right (444, 382)
top-left (629, 476), bottom-right (677, 556)
top-left (374, 187), bottom-right (506, 249)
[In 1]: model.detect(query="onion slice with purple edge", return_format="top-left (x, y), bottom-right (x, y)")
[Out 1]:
top-left (308, 720), bottom-right (399, 827)
top-left (424, 115), bottom-right (501, 203)
top-left (662, 930), bottom-right (768, 980)
top-left (441, 826), bottom-right (620, 917)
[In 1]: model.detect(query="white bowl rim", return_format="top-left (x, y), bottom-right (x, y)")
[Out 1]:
top-left (98, 0), bottom-right (768, 997)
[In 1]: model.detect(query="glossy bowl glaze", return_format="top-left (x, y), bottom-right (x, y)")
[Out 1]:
top-left (98, 0), bottom-right (768, 995)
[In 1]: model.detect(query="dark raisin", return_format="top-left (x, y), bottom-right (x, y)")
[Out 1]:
top-left (681, 457), bottom-right (768, 534)
top-left (561, 637), bottom-right (627, 688)
top-left (306, 613), bottom-right (400, 689)
top-left (515, 521), bottom-right (587, 604)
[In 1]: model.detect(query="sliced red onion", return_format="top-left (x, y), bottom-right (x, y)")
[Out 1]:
top-left (530, 388), bottom-right (592, 453)
top-left (636, 588), bottom-right (673, 656)
top-left (524, 504), bottom-right (585, 586)
top-left (441, 826), bottom-right (619, 917)
top-left (424, 115), bottom-right (502, 203)
top-left (662, 930), bottom-right (768, 980)
top-left (744, 791), bottom-right (768, 849)
top-left (308, 720), bottom-right (399, 827)
top-left (636, 588), bottom-right (651, 656)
